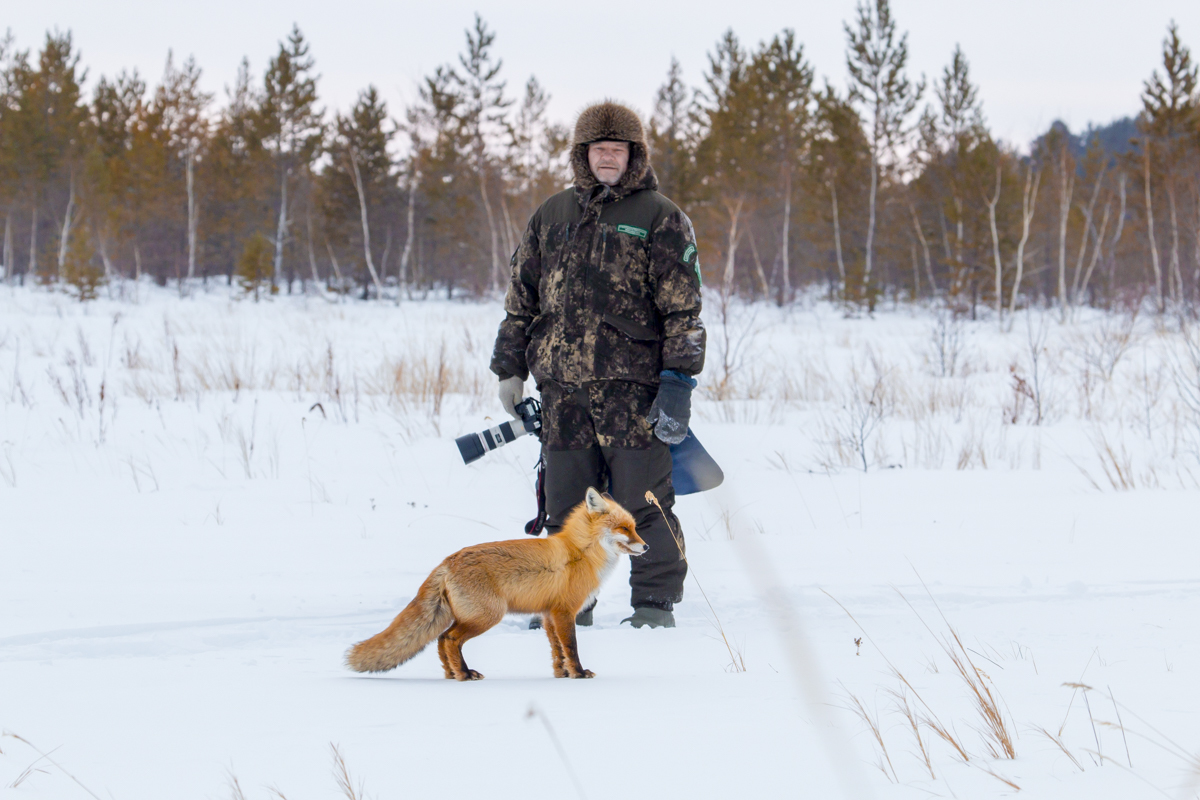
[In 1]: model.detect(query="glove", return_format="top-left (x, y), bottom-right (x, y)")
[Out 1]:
top-left (498, 376), bottom-right (525, 419)
top-left (647, 370), bottom-right (696, 445)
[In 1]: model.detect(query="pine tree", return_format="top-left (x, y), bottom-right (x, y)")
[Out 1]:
top-left (260, 25), bottom-right (323, 291)
top-left (7, 33), bottom-right (88, 284)
top-left (205, 58), bottom-right (270, 285)
top-left (0, 31), bottom-right (17, 281)
top-left (811, 84), bottom-right (870, 297)
top-left (62, 221), bottom-right (101, 300)
top-left (236, 232), bottom-right (274, 300)
top-left (1140, 21), bottom-right (1198, 308)
top-left (695, 30), bottom-right (758, 295)
top-left (845, 0), bottom-right (923, 308)
top-left (154, 52), bottom-right (213, 288)
top-left (323, 86), bottom-right (397, 299)
top-left (507, 77), bottom-right (567, 229)
top-left (649, 58), bottom-right (693, 202)
top-left (410, 64), bottom-right (478, 295)
top-left (448, 14), bottom-right (512, 293)
top-left (914, 45), bottom-right (993, 309)
top-left (748, 31), bottom-right (815, 302)
top-left (87, 70), bottom-right (146, 288)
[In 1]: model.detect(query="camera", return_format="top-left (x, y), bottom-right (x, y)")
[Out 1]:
top-left (455, 397), bottom-right (542, 464)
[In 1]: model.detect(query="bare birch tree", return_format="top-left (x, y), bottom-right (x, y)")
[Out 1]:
top-left (985, 165), bottom-right (1002, 327)
top-left (1008, 163), bottom-right (1041, 322)
top-left (260, 26), bottom-right (324, 293)
top-left (845, 0), bottom-right (922, 308)
top-left (155, 52), bottom-right (212, 290)
top-left (1143, 138), bottom-right (1165, 311)
top-left (346, 148), bottom-right (384, 298)
top-left (329, 86), bottom-right (396, 300)
top-left (56, 171), bottom-right (76, 281)
top-left (1051, 129), bottom-right (1075, 319)
top-left (1069, 144), bottom-right (1106, 308)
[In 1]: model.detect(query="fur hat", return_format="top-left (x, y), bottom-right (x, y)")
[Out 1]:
top-left (570, 100), bottom-right (652, 190)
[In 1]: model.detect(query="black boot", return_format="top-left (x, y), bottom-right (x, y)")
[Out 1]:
top-left (620, 606), bottom-right (675, 629)
top-left (528, 600), bottom-right (596, 630)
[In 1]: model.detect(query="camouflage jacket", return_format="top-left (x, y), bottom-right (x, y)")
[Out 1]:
top-left (490, 168), bottom-right (705, 389)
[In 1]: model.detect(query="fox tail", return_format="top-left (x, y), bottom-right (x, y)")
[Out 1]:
top-left (345, 565), bottom-right (453, 672)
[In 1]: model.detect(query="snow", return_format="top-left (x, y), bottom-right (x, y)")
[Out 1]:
top-left (2, 283), bottom-right (1198, 799)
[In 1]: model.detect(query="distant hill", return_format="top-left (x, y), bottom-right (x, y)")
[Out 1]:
top-left (1029, 115), bottom-right (1139, 165)
top-left (1082, 116), bottom-right (1139, 155)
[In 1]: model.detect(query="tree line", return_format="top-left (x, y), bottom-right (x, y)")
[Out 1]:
top-left (1, 2), bottom-right (1198, 320)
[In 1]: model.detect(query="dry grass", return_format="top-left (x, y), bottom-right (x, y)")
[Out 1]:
top-left (1038, 726), bottom-right (1084, 770)
top-left (331, 742), bottom-right (365, 800)
top-left (841, 688), bottom-right (898, 782)
top-left (0, 445), bottom-right (15, 488)
top-left (822, 353), bottom-right (894, 472)
top-left (1066, 683), bottom-right (1200, 778)
top-left (976, 763), bottom-right (1022, 791)
top-left (1094, 432), bottom-right (1135, 489)
top-left (7, 289), bottom-right (1198, 496)
top-left (227, 770), bottom-right (249, 800)
top-left (527, 704), bottom-right (589, 800)
top-left (8, 759), bottom-right (50, 789)
top-left (822, 590), bottom-right (971, 764)
top-left (647, 490), bottom-right (745, 672)
top-left (1, 731), bottom-right (102, 799)
top-left (895, 584), bottom-right (1016, 760)
top-left (942, 629), bottom-right (1016, 759)
top-left (887, 684), bottom-right (935, 779)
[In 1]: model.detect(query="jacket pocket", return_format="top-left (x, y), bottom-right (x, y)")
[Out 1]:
top-left (602, 312), bottom-right (658, 341)
top-left (526, 313), bottom-right (551, 339)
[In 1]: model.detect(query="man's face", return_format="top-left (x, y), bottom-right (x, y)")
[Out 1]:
top-left (588, 140), bottom-right (630, 186)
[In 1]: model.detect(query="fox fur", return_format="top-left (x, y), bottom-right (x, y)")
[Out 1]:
top-left (345, 487), bottom-right (647, 680)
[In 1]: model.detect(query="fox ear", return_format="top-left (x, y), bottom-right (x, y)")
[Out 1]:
top-left (585, 487), bottom-right (607, 514)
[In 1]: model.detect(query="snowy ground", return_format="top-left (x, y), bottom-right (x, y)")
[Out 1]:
top-left (2, 283), bottom-right (1199, 799)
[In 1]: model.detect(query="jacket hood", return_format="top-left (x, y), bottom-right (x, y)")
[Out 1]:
top-left (570, 100), bottom-right (654, 193)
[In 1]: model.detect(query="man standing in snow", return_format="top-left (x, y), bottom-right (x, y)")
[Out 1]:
top-left (490, 101), bottom-right (706, 629)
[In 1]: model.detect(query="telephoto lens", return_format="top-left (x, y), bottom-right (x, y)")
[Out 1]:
top-left (455, 419), bottom-right (525, 464)
top-left (455, 397), bottom-right (541, 464)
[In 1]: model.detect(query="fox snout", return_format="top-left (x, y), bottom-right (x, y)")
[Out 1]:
top-left (617, 540), bottom-right (648, 556)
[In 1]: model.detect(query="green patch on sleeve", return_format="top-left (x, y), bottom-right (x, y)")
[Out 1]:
top-left (681, 244), bottom-right (701, 285)
top-left (616, 224), bottom-right (648, 240)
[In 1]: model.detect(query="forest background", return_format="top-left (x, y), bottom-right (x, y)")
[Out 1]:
top-left (2, 1), bottom-right (1200, 321)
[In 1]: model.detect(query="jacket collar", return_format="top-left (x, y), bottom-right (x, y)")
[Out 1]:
top-left (574, 164), bottom-right (658, 210)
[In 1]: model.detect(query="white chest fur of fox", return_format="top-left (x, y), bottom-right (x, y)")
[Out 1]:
top-left (582, 527), bottom-right (625, 609)
top-left (345, 487), bottom-right (647, 680)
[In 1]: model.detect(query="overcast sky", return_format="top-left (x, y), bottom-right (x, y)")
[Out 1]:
top-left (8, 0), bottom-right (1199, 150)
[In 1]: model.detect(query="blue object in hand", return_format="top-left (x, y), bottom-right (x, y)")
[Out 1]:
top-left (671, 428), bottom-right (724, 495)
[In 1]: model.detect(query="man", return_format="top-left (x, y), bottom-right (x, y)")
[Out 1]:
top-left (490, 100), bottom-right (705, 629)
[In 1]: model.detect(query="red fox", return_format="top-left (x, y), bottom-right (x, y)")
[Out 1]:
top-left (346, 487), bottom-right (647, 680)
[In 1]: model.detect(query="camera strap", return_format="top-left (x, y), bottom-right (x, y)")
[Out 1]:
top-left (523, 454), bottom-right (548, 536)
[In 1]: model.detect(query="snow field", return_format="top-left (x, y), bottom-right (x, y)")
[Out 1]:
top-left (2, 284), bottom-right (1199, 799)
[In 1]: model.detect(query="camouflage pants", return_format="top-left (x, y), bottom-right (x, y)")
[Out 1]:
top-left (539, 380), bottom-right (686, 610)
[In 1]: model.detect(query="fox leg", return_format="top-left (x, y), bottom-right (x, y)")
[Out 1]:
top-left (548, 609), bottom-right (593, 679)
top-left (440, 614), bottom-right (502, 681)
top-left (436, 632), bottom-right (455, 679)
top-left (542, 614), bottom-right (568, 678)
